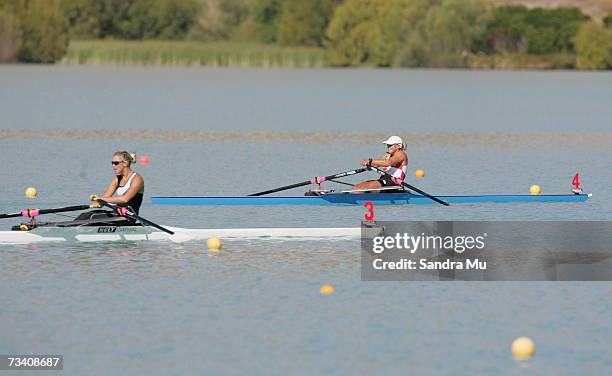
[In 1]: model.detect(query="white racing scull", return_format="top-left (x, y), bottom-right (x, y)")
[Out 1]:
top-left (0, 202), bottom-right (363, 244)
top-left (0, 223), bottom-right (362, 244)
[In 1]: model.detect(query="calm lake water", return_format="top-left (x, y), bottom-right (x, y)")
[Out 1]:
top-left (0, 66), bottom-right (611, 375)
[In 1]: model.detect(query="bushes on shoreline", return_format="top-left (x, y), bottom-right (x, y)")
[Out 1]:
top-left (0, 9), bottom-right (21, 62)
top-left (0, 0), bottom-right (69, 63)
top-left (574, 22), bottom-right (612, 69)
top-left (1, 0), bottom-right (611, 69)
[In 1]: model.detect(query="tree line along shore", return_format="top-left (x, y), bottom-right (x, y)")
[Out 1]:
top-left (1, 0), bottom-right (611, 69)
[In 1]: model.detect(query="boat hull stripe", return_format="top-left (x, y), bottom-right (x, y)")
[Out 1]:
top-left (151, 193), bottom-right (590, 206)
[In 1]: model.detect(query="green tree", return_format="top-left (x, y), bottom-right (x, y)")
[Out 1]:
top-left (401, 0), bottom-right (492, 67)
top-left (484, 6), bottom-right (588, 55)
top-left (482, 5), bottom-right (529, 53)
top-left (326, 0), bottom-right (429, 66)
top-left (574, 22), bottom-right (612, 69)
top-left (89, 0), bottom-right (133, 38)
top-left (121, 0), bottom-right (200, 39)
top-left (276, 0), bottom-right (336, 47)
top-left (603, 10), bottom-right (612, 29)
top-left (0, 9), bottom-right (22, 62)
top-left (228, 0), bottom-right (282, 43)
top-left (250, 0), bottom-right (282, 43)
top-left (523, 7), bottom-right (587, 53)
top-left (65, 0), bottom-right (201, 40)
top-left (18, 0), bottom-right (69, 63)
top-left (61, 0), bottom-right (101, 38)
top-left (192, 0), bottom-right (252, 41)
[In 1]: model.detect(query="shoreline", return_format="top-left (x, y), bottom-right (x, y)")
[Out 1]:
top-left (57, 40), bottom-right (601, 71)
top-left (2, 129), bottom-right (610, 148)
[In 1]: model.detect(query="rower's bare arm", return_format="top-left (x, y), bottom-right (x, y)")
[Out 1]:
top-left (371, 152), bottom-right (405, 167)
top-left (360, 153), bottom-right (389, 166)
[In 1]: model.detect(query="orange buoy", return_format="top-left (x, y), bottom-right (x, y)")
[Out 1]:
top-left (319, 284), bottom-right (335, 295)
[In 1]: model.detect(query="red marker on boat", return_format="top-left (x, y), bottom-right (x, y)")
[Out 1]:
top-left (571, 173), bottom-right (583, 195)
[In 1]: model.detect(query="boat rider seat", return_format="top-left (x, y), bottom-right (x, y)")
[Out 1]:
top-left (75, 209), bottom-right (136, 226)
top-left (304, 185), bottom-right (407, 196)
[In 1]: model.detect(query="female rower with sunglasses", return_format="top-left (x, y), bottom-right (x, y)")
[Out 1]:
top-left (96, 151), bottom-right (145, 213)
top-left (78, 151), bottom-right (144, 222)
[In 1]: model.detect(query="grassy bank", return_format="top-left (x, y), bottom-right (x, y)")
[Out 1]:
top-left (61, 40), bottom-right (582, 70)
top-left (468, 52), bottom-right (577, 69)
top-left (61, 40), bottom-right (327, 68)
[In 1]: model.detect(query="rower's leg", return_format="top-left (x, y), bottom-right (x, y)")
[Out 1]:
top-left (351, 180), bottom-right (383, 194)
top-left (75, 210), bottom-right (115, 221)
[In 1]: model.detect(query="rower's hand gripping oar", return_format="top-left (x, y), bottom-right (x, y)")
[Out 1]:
top-left (0, 204), bottom-right (96, 219)
top-left (368, 164), bottom-right (449, 206)
top-left (95, 199), bottom-right (191, 243)
top-left (249, 168), bottom-right (368, 196)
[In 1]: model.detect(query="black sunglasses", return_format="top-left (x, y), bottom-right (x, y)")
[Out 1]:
top-left (111, 161), bottom-right (123, 166)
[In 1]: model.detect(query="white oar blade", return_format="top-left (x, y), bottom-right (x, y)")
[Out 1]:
top-left (165, 231), bottom-right (193, 243)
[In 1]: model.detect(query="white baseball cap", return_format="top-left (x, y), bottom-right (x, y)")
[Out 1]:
top-left (382, 135), bottom-right (403, 145)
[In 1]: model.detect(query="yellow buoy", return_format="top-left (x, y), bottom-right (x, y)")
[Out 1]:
top-left (25, 187), bottom-right (38, 198)
top-left (529, 185), bottom-right (541, 195)
top-left (415, 169), bottom-right (425, 178)
top-left (512, 337), bottom-right (535, 359)
top-left (206, 237), bottom-right (222, 250)
top-left (319, 284), bottom-right (335, 295)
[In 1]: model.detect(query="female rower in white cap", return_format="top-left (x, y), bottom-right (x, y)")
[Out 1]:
top-left (352, 135), bottom-right (408, 193)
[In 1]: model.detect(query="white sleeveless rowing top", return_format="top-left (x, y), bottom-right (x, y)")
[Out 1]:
top-left (382, 153), bottom-right (408, 185)
top-left (113, 172), bottom-right (144, 213)
top-left (115, 172), bottom-right (137, 196)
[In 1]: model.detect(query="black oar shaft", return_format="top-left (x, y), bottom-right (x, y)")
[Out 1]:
top-left (96, 199), bottom-right (175, 235)
top-left (370, 166), bottom-right (449, 206)
top-left (249, 181), bottom-right (312, 196)
top-left (249, 168), bottom-right (367, 196)
top-left (0, 204), bottom-right (93, 219)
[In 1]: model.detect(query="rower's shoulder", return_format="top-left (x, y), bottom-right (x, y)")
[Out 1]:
top-left (133, 172), bottom-right (144, 182)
